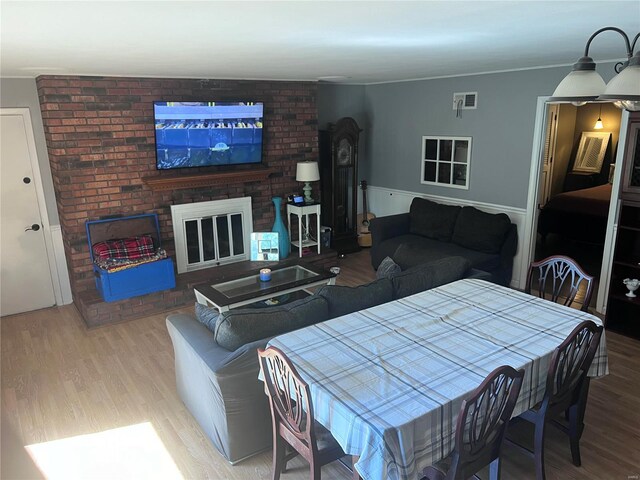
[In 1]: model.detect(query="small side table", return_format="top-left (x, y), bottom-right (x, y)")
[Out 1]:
top-left (287, 203), bottom-right (321, 257)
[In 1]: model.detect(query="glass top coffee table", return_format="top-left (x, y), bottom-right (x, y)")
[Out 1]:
top-left (194, 264), bottom-right (337, 312)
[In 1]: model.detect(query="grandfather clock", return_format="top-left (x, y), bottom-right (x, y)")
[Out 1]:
top-left (319, 117), bottom-right (361, 254)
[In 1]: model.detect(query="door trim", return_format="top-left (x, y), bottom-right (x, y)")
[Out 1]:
top-left (523, 97), bottom-right (629, 314)
top-left (1, 108), bottom-right (72, 307)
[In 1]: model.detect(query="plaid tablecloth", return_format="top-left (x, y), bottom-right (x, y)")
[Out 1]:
top-left (267, 279), bottom-right (609, 480)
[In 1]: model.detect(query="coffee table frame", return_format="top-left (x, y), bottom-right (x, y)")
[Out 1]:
top-left (194, 264), bottom-right (336, 312)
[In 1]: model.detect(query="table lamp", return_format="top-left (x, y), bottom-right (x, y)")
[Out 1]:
top-left (296, 161), bottom-right (320, 203)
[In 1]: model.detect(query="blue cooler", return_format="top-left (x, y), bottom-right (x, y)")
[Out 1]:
top-left (86, 214), bottom-right (176, 302)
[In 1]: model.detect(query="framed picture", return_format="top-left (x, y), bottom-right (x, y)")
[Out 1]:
top-left (250, 232), bottom-right (279, 261)
top-left (572, 131), bottom-right (610, 174)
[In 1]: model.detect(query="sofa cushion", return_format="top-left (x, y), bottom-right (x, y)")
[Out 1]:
top-left (317, 278), bottom-right (393, 318)
top-left (392, 239), bottom-right (500, 273)
top-left (213, 295), bottom-right (329, 351)
top-left (451, 206), bottom-right (512, 254)
top-left (391, 256), bottom-right (471, 299)
top-left (376, 256), bottom-right (401, 279)
top-left (195, 302), bottom-right (219, 333)
top-left (409, 197), bottom-right (461, 242)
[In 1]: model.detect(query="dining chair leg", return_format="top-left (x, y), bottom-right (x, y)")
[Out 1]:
top-left (568, 403), bottom-right (582, 467)
top-left (489, 457), bottom-right (501, 480)
top-left (272, 435), bottom-right (285, 480)
top-left (534, 415), bottom-right (547, 480)
top-left (576, 378), bottom-right (591, 438)
top-left (310, 459), bottom-right (321, 480)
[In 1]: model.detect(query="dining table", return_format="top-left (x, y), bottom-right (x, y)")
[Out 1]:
top-left (265, 278), bottom-right (609, 480)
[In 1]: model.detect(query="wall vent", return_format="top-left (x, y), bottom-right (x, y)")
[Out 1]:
top-left (453, 92), bottom-right (478, 110)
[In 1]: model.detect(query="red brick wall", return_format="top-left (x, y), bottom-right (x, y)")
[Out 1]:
top-left (37, 76), bottom-right (318, 296)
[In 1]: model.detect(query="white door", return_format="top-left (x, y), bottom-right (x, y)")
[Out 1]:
top-left (539, 104), bottom-right (559, 208)
top-left (1, 111), bottom-right (56, 316)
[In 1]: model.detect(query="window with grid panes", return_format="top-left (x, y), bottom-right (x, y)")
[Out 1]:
top-left (421, 136), bottom-right (471, 189)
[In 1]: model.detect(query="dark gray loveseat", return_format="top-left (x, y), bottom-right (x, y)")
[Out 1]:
top-left (370, 197), bottom-right (518, 286)
top-left (166, 256), bottom-right (480, 465)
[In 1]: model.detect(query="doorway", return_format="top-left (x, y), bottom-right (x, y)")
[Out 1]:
top-left (0, 109), bottom-right (57, 316)
top-left (531, 102), bottom-right (623, 309)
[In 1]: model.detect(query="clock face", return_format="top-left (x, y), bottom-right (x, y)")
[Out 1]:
top-left (336, 138), bottom-right (352, 166)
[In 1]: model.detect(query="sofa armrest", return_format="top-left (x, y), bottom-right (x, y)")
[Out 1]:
top-left (370, 213), bottom-right (411, 246)
top-left (497, 224), bottom-right (518, 286)
top-left (166, 313), bottom-right (272, 464)
top-left (369, 213), bottom-right (411, 269)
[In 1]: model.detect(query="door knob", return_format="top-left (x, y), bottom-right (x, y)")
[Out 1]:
top-left (25, 224), bottom-right (40, 232)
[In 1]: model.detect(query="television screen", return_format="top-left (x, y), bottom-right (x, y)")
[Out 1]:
top-left (153, 101), bottom-right (263, 169)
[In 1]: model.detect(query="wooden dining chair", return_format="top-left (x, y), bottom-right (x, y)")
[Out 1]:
top-left (423, 365), bottom-right (524, 480)
top-left (258, 346), bottom-right (345, 480)
top-left (508, 320), bottom-right (603, 480)
top-left (525, 255), bottom-right (594, 312)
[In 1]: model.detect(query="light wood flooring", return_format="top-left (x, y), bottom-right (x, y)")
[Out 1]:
top-left (2, 250), bottom-right (639, 479)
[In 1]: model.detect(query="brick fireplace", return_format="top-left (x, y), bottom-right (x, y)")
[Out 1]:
top-left (37, 75), bottom-right (322, 326)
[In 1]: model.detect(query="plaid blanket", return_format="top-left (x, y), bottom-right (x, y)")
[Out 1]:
top-left (92, 235), bottom-right (155, 261)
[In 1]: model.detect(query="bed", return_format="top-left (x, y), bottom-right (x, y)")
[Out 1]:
top-left (538, 183), bottom-right (612, 245)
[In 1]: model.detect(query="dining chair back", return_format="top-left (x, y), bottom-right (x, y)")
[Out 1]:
top-left (546, 320), bottom-right (603, 414)
top-left (423, 365), bottom-right (524, 480)
top-left (525, 255), bottom-right (594, 311)
top-left (510, 320), bottom-right (603, 480)
top-left (258, 346), bottom-right (344, 480)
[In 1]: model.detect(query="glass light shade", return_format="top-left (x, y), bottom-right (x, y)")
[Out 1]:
top-left (594, 118), bottom-right (604, 129)
top-left (597, 59), bottom-right (640, 110)
top-left (617, 100), bottom-right (640, 111)
top-left (548, 69), bottom-right (606, 103)
top-left (296, 161), bottom-right (320, 182)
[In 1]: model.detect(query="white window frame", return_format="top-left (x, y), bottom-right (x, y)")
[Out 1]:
top-left (420, 136), bottom-right (471, 190)
top-left (171, 197), bottom-right (253, 273)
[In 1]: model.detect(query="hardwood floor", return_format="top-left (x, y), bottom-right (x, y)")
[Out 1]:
top-left (2, 250), bottom-right (639, 479)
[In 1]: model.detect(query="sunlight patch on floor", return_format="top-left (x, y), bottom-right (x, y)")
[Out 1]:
top-left (26, 422), bottom-right (183, 479)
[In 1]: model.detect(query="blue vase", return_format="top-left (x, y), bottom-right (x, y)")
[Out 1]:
top-left (271, 197), bottom-right (290, 259)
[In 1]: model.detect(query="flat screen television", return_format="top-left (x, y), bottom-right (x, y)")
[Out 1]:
top-left (153, 101), bottom-right (263, 170)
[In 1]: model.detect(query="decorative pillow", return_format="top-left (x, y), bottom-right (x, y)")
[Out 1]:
top-left (376, 256), bottom-right (401, 279)
top-left (451, 207), bottom-right (511, 254)
top-left (391, 256), bottom-right (471, 299)
top-left (409, 197), bottom-right (461, 242)
top-left (213, 296), bottom-right (329, 351)
top-left (194, 302), bottom-right (219, 333)
top-left (92, 235), bottom-right (155, 260)
top-left (316, 278), bottom-right (393, 318)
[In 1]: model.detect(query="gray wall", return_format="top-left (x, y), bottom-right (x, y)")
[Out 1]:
top-left (1, 78), bottom-right (59, 224)
top-left (317, 83), bottom-right (369, 179)
top-left (319, 61), bottom-right (620, 210)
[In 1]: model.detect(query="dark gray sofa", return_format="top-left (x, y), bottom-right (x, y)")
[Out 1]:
top-left (370, 197), bottom-right (518, 286)
top-left (166, 256), bottom-right (483, 465)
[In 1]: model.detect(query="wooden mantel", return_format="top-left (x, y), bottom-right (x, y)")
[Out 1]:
top-left (142, 167), bottom-right (275, 191)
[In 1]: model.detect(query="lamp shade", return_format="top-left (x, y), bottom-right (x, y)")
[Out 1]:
top-left (597, 54), bottom-right (640, 110)
top-left (296, 161), bottom-right (320, 182)
top-left (549, 69), bottom-right (606, 103)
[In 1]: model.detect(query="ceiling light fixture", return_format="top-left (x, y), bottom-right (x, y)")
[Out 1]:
top-left (594, 105), bottom-right (604, 129)
top-left (549, 27), bottom-right (640, 111)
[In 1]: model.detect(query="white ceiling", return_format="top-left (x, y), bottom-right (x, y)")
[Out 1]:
top-left (1, 1), bottom-right (639, 84)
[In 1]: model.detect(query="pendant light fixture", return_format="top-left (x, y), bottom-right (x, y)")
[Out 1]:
top-left (594, 105), bottom-right (604, 129)
top-left (549, 27), bottom-right (640, 111)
